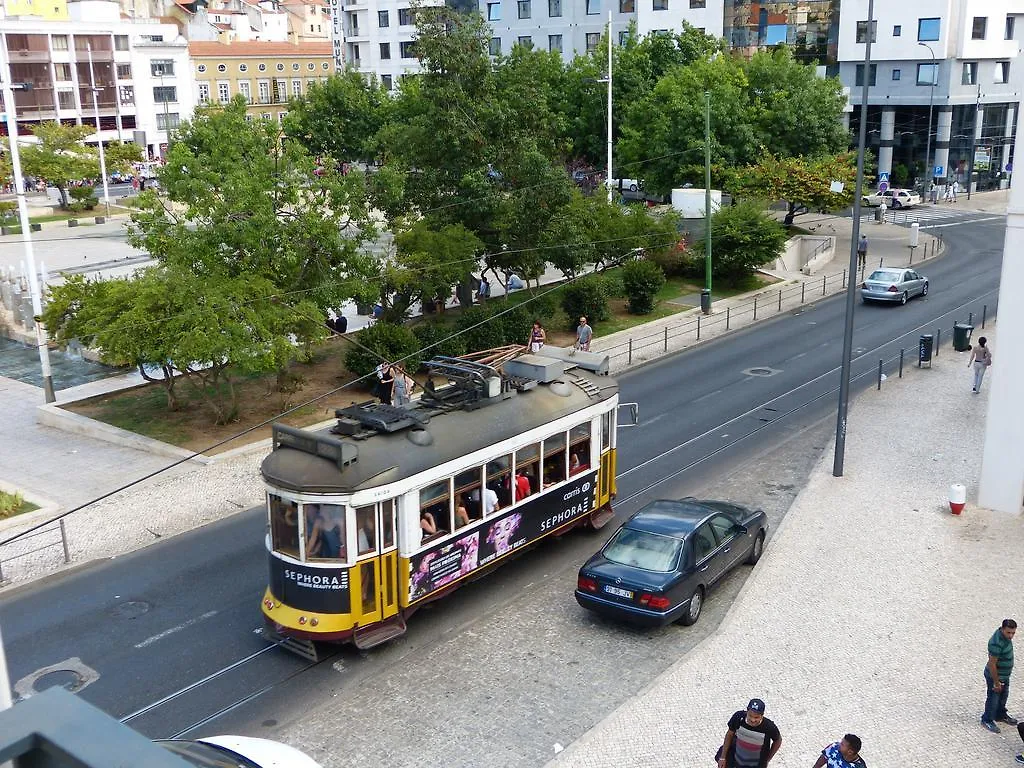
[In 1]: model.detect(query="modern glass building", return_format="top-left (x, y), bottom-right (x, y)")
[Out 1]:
top-left (723, 0), bottom-right (840, 66)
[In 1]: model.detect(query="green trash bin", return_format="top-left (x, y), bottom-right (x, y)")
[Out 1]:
top-left (953, 322), bottom-right (974, 352)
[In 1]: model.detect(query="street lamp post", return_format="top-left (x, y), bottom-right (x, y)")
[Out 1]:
top-left (833, 0), bottom-right (874, 477)
top-left (918, 41), bottom-right (936, 188)
top-left (702, 90), bottom-right (712, 314)
top-left (604, 11), bottom-right (613, 203)
top-left (966, 82), bottom-right (981, 200)
top-left (0, 52), bottom-right (56, 402)
top-left (86, 42), bottom-right (111, 216)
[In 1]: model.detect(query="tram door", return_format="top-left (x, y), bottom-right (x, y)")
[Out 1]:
top-left (353, 500), bottom-right (399, 626)
top-left (376, 499), bottom-right (399, 621)
top-left (598, 410), bottom-right (616, 506)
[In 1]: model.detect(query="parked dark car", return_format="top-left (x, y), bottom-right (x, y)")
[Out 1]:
top-left (575, 499), bottom-right (768, 627)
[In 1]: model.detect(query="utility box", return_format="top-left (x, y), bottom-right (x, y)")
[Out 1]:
top-left (671, 188), bottom-right (722, 218)
top-left (504, 354), bottom-right (565, 383)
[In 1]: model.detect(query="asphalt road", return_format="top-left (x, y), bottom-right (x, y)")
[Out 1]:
top-left (0, 213), bottom-right (1005, 764)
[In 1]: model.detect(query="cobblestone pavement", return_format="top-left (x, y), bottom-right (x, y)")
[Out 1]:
top-left (550, 326), bottom-right (1022, 768)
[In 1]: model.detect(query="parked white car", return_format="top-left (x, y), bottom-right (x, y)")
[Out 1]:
top-left (158, 735), bottom-right (323, 768)
top-left (861, 188), bottom-right (921, 209)
top-left (610, 178), bottom-right (642, 192)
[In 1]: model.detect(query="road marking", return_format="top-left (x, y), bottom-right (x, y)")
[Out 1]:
top-left (921, 216), bottom-right (1004, 229)
top-left (134, 610), bottom-right (219, 649)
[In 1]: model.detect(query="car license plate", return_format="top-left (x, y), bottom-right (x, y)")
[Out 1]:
top-left (604, 585), bottom-right (633, 599)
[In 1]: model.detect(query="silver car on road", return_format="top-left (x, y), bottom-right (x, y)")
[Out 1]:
top-left (861, 268), bottom-right (929, 305)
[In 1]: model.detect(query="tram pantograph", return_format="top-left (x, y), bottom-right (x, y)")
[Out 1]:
top-left (260, 349), bottom-right (625, 656)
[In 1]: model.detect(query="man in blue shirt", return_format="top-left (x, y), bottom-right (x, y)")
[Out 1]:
top-left (813, 735), bottom-right (865, 768)
top-left (982, 618), bottom-right (1018, 732)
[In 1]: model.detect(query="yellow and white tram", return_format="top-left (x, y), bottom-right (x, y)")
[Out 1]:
top-left (260, 351), bottom-right (621, 653)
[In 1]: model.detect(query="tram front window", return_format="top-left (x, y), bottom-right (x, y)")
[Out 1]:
top-left (356, 505), bottom-right (376, 555)
top-left (308, 503), bottom-right (348, 562)
top-left (269, 495), bottom-right (299, 558)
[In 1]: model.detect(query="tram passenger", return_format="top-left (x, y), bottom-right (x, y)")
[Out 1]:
top-left (471, 484), bottom-right (500, 516)
top-left (304, 505), bottom-right (323, 558)
top-left (455, 494), bottom-right (471, 530)
top-left (357, 514), bottom-right (376, 554)
top-left (378, 366), bottom-right (394, 405)
top-left (514, 469), bottom-right (531, 501)
top-left (420, 510), bottom-right (439, 543)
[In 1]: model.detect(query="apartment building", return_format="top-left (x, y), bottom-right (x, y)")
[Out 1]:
top-left (281, 0), bottom-right (332, 43)
top-left (189, 39), bottom-right (332, 122)
top-left (724, 1), bottom-right (840, 64)
top-left (0, 0), bottom-right (194, 161)
top-left (838, 0), bottom-right (1023, 190)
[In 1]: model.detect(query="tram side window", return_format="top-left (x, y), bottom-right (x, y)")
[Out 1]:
top-left (486, 455), bottom-right (512, 512)
top-left (569, 423), bottom-right (591, 476)
top-left (455, 467), bottom-right (485, 520)
top-left (310, 503), bottom-right (347, 561)
top-left (601, 410), bottom-right (612, 451)
top-left (542, 432), bottom-right (567, 488)
top-left (356, 505), bottom-right (376, 555)
top-left (381, 499), bottom-right (395, 548)
top-left (420, 480), bottom-right (450, 545)
top-left (515, 442), bottom-right (540, 499)
top-left (269, 494), bottom-right (299, 557)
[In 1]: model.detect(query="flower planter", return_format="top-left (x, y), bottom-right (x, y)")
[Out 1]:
top-left (94, 216), bottom-right (105, 224)
top-left (68, 219), bottom-right (79, 227)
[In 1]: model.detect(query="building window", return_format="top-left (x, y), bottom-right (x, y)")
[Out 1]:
top-left (487, 2), bottom-right (500, 20)
top-left (653, 0), bottom-right (667, 10)
top-left (619, 0), bottom-right (633, 10)
top-left (55, 63), bottom-right (73, 81)
top-left (398, 7), bottom-right (414, 25)
top-left (218, 64), bottom-right (227, 73)
top-left (893, 24), bottom-right (901, 37)
top-left (917, 18), bottom-right (940, 42)
top-left (619, 30), bottom-right (630, 45)
top-left (197, 82), bottom-right (210, 103)
top-left (996, 61), bottom-right (1010, 84)
top-left (962, 62), bottom-right (978, 85)
top-left (308, 62), bottom-right (316, 70)
top-left (278, 111), bottom-right (287, 124)
top-left (381, 74), bottom-right (393, 90)
top-left (238, 80), bottom-right (251, 103)
top-left (586, 0), bottom-right (599, 14)
top-left (292, 63), bottom-right (300, 71)
top-left (276, 63), bottom-right (285, 72)
top-left (151, 60), bottom-right (175, 77)
top-left (856, 20), bottom-right (877, 43)
top-left (118, 85), bottom-right (134, 106)
top-left (517, 35), bottom-right (532, 48)
top-left (114, 35), bottom-right (129, 51)
top-left (57, 89), bottom-right (76, 109)
top-left (1006, 15), bottom-right (1015, 40)
top-left (153, 85), bottom-right (177, 103)
top-left (274, 78), bottom-right (287, 101)
top-left (322, 62), bottom-right (329, 70)
top-left (261, 112), bottom-right (272, 120)
top-left (51, 35), bottom-right (68, 50)
top-left (854, 63), bottom-right (876, 87)
top-left (916, 62), bottom-right (938, 86)
top-left (380, 42), bottom-right (391, 59)
top-left (291, 78), bottom-right (302, 97)
top-left (892, 69), bottom-right (901, 81)
top-left (378, 9), bottom-right (389, 26)
top-left (548, 0), bottom-right (561, 15)
top-left (586, 32), bottom-right (601, 52)
top-left (489, 37), bottom-right (501, 55)
top-left (400, 41), bottom-right (416, 58)
top-left (258, 80), bottom-right (271, 103)
top-left (972, 16), bottom-right (987, 40)
top-left (238, 63), bottom-right (248, 73)
top-left (198, 64), bottom-right (207, 73)
top-left (217, 81), bottom-right (230, 103)
top-left (548, 34), bottom-right (562, 53)
top-left (156, 112), bottom-right (180, 130)
top-left (259, 63), bottom-right (267, 71)
top-left (518, 0), bottom-right (530, 18)
top-left (689, 0), bottom-right (704, 6)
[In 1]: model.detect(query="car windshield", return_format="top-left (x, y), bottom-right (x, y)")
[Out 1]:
top-left (157, 740), bottom-right (261, 768)
top-left (603, 527), bottom-right (682, 572)
top-left (868, 270), bottom-right (902, 282)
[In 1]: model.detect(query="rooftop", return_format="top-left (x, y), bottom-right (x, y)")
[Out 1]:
top-left (188, 39), bottom-right (332, 56)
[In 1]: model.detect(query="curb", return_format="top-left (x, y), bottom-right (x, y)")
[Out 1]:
top-left (0, 479), bottom-right (61, 536)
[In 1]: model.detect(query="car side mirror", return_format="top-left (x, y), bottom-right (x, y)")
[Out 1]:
top-left (733, 524), bottom-right (748, 535)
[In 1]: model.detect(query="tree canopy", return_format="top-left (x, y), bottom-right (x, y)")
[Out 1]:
top-left (19, 123), bottom-right (99, 207)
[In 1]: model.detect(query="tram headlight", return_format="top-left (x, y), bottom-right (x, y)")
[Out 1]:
top-left (298, 616), bottom-right (307, 625)
top-left (310, 618), bottom-right (319, 627)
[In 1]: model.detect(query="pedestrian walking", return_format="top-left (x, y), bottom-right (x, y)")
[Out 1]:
top-left (982, 618), bottom-right (1018, 733)
top-left (528, 320), bottom-right (546, 353)
top-left (856, 235), bottom-right (868, 270)
top-left (716, 698), bottom-right (782, 768)
top-left (575, 315), bottom-right (593, 352)
top-left (952, 179), bottom-right (960, 202)
top-left (392, 367), bottom-right (413, 406)
top-left (944, 183), bottom-right (954, 202)
top-left (1014, 722), bottom-right (1024, 763)
top-left (968, 336), bottom-right (993, 393)
top-left (812, 735), bottom-right (865, 768)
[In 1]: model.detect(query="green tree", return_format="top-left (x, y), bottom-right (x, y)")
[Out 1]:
top-left (283, 70), bottom-right (390, 164)
top-left (730, 151), bottom-right (856, 225)
top-left (103, 141), bottom-right (145, 175)
top-left (19, 123), bottom-right (99, 208)
top-left (692, 201), bottom-right (788, 286)
top-left (620, 258), bottom-right (666, 314)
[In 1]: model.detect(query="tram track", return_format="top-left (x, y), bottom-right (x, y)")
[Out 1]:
top-left (118, 281), bottom-right (1000, 743)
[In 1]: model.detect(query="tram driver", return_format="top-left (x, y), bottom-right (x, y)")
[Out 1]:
top-left (304, 504), bottom-right (323, 558)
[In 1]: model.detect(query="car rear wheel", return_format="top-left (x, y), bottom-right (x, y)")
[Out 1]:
top-left (746, 530), bottom-right (765, 565)
top-left (678, 586), bottom-right (704, 626)
top-left (899, 291), bottom-right (908, 305)
top-left (922, 282), bottom-right (929, 296)
top-left (628, 183), bottom-right (638, 192)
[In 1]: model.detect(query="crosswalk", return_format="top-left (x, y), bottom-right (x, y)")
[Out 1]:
top-left (857, 205), bottom-right (1003, 228)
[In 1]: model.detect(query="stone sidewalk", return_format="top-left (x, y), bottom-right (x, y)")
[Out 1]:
top-left (550, 325), bottom-right (1024, 768)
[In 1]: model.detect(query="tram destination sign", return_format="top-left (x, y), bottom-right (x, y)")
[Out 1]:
top-left (409, 469), bottom-right (599, 602)
top-left (269, 559), bottom-right (351, 614)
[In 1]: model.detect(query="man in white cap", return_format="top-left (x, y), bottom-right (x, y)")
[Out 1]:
top-left (717, 698), bottom-right (782, 768)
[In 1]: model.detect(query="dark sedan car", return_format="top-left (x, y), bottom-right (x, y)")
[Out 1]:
top-left (575, 499), bottom-right (768, 627)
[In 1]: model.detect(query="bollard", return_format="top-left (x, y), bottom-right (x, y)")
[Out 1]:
top-left (968, 311), bottom-right (973, 326)
top-left (822, 273), bottom-right (827, 295)
top-left (60, 519), bottom-right (70, 563)
top-left (936, 327), bottom-right (941, 355)
top-left (877, 359), bottom-right (883, 390)
top-left (982, 304), bottom-right (987, 329)
top-left (664, 325), bottom-right (668, 352)
top-left (697, 313), bottom-right (701, 341)
top-left (628, 338), bottom-right (633, 365)
top-left (778, 289), bottom-right (782, 312)
top-left (753, 296), bottom-right (758, 320)
top-left (801, 282), bottom-right (806, 303)
top-left (726, 306), bottom-right (731, 330)
top-left (842, 269), bottom-right (846, 289)
top-left (899, 348), bottom-right (904, 378)
top-left (949, 483), bottom-right (966, 515)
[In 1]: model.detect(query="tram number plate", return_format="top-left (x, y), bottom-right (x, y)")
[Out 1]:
top-left (604, 585), bottom-right (633, 599)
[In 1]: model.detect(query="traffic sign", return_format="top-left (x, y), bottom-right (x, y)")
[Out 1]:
top-left (878, 181), bottom-right (889, 193)
top-left (878, 172), bottom-right (890, 183)
top-left (933, 165), bottom-right (944, 177)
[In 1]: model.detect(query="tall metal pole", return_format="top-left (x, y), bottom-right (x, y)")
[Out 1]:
top-left (702, 90), bottom-right (712, 314)
top-left (605, 10), bottom-right (613, 204)
top-left (833, 0), bottom-right (874, 477)
top-left (1, 37), bottom-right (56, 403)
top-left (86, 42), bottom-right (111, 216)
top-left (160, 69), bottom-right (171, 158)
top-left (966, 82), bottom-right (981, 200)
top-left (919, 42), bottom-right (935, 186)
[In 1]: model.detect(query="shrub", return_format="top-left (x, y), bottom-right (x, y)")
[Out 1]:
top-left (0, 489), bottom-right (24, 518)
top-left (68, 187), bottom-right (99, 211)
top-left (456, 305), bottom-right (508, 353)
top-left (413, 320), bottom-right (467, 360)
top-left (559, 275), bottom-right (610, 330)
top-left (620, 259), bottom-right (666, 315)
top-left (693, 202), bottom-right (788, 287)
top-left (343, 322), bottom-right (422, 377)
top-left (0, 201), bottom-right (16, 223)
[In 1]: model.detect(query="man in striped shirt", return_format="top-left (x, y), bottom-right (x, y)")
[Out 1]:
top-left (982, 618), bottom-right (1018, 732)
top-left (718, 698), bottom-right (782, 768)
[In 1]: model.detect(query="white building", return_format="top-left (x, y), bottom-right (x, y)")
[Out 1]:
top-left (333, 0), bottom-right (724, 90)
top-left (837, 0), bottom-right (1024, 190)
top-left (0, 0), bottom-right (195, 160)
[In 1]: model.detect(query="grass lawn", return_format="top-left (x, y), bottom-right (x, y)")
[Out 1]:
top-left (0, 490), bottom-right (39, 520)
